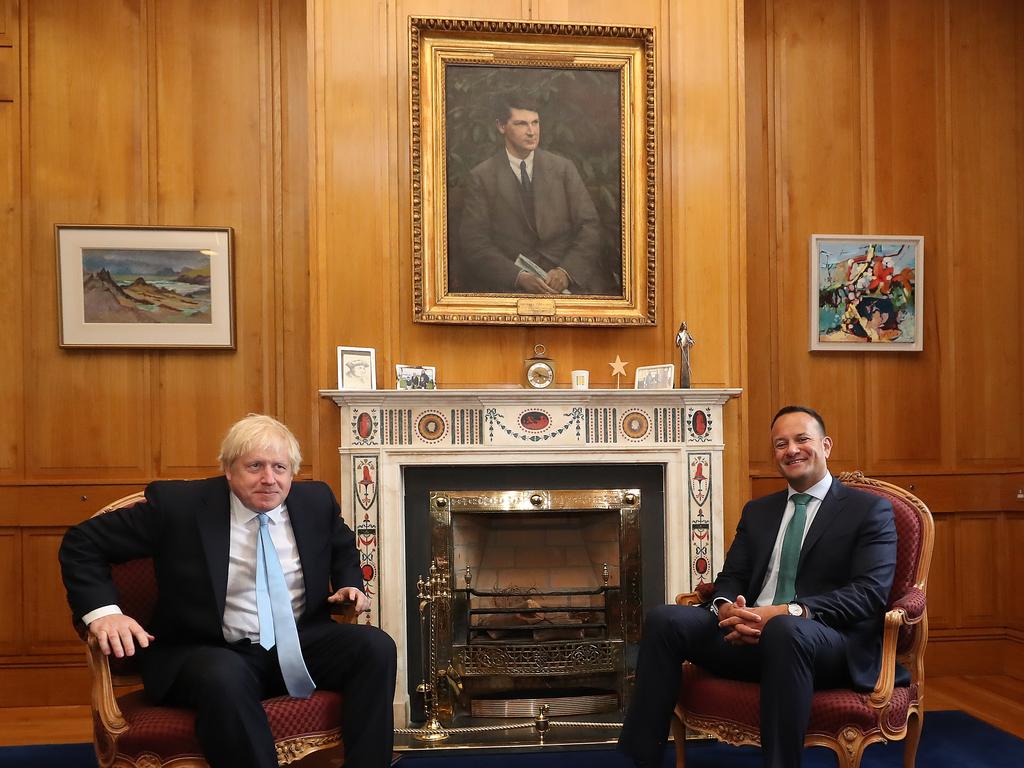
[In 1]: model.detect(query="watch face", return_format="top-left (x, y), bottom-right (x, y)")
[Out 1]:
top-left (788, 603), bottom-right (803, 617)
top-left (527, 361), bottom-right (554, 388)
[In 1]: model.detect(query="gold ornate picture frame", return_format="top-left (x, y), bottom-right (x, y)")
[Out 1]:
top-left (410, 17), bottom-right (656, 326)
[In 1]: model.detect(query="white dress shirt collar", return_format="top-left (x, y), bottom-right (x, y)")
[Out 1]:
top-left (506, 149), bottom-right (535, 182)
top-left (788, 472), bottom-right (833, 503)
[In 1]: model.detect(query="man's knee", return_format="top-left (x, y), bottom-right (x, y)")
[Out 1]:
top-left (360, 626), bottom-right (397, 673)
top-left (760, 615), bottom-right (814, 658)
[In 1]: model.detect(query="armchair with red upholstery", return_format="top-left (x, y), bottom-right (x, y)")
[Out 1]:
top-left (670, 472), bottom-right (934, 768)
top-left (79, 492), bottom-right (356, 768)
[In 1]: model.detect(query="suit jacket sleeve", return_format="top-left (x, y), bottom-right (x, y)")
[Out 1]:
top-left (544, 156), bottom-right (601, 290)
top-left (800, 494), bottom-right (897, 629)
top-left (710, 498), bottom-right (761, 604)
top-left (59, 487), bottom-right (162, 624)
top-left (328, 490), bottom-right (363, 592)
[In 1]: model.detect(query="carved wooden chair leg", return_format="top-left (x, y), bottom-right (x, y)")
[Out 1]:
top-left (670, 709), bottom-right (687, 768)
top-left (903, 711), bottom-right (923, 768)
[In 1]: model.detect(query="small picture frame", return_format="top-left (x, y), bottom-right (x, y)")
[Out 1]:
top-left (634, 363), bottom-right (675, 390)
top-left (337, 346), bottom-right (377, 390)
top-left (810, 234), bottom-right (923, 351)
top-left (396, 365), bottom-right (437, 390)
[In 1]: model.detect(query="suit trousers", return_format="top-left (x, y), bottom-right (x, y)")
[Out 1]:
top-left (162, 621), bottom-right (397, 768)
top-left (617, 604), bottom-right (851, 768)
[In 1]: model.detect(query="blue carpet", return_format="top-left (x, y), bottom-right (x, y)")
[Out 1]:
top-left (1, 711), bottom-right (1019, 767)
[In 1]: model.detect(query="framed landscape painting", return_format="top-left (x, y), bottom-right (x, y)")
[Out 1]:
top-left (56, 225), bottom-right (235, 348)
top-left (410, 17), bottom-right (656, 326)
top-left (810, 234), bottom-right (923, 352)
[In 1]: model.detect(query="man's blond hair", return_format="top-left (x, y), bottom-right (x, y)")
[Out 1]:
top-left (217, 414), bottom-right (302, 474)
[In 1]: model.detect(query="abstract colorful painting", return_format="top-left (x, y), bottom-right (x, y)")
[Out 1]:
top-left (810, 234), bottom-right (923, 351)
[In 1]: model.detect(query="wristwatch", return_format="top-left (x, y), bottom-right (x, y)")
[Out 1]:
top-left (787, 602), bottom-right (804, 617)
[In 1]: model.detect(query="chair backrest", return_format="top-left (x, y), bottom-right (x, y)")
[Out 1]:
top-left (836, 472), bottom-right (934, 659)
top-left (92, 492), bottom-right (157, 680)
top-left (836, 472), bottom-right (933, 601)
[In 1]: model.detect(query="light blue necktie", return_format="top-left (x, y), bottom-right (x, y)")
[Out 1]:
top-left (255, 512), bottom-right (315, 699)
top-left (772, 493), bottom-right (813, 605)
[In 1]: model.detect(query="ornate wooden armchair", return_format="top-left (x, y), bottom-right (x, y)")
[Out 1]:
top-left (80, 492), bottom-right (356, 768)
top-left (670, 472), bottom-right (934, 768)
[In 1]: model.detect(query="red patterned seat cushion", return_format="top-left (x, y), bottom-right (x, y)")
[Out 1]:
top-left (679, 664), bottom-right (917, 737)
top-left (112, 690), bottom-right (343, 761)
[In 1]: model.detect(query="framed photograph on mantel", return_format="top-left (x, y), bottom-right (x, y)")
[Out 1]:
top-left (56, 225), bottom-right (235, 348)
top-left (810, 234), bottom-right (923, 352)
top-left (410, 17), bottom-right (656, 326)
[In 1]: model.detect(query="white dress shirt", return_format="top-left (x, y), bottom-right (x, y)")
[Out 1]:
top-left (752, 473), bottom-right (833, 606)
top-left (506, 149), bottom-right (535, 183)
top-left (83, 492), bottom-right (308, 644)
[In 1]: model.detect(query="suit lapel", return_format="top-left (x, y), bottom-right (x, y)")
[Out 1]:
top-left (196, 477), bottom-right (232, 619)
top-left (751, 491), bottom-right (788, 589)
top-left (798, 476), bottom-right (844, 567)
top-left (285, 487), bottom-right (319, 617)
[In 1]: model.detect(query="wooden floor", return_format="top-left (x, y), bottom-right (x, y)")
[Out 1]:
top-left (0, 675), bottom-right (1022, 747)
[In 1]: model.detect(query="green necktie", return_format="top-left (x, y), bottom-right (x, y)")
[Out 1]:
top-left (772, 492), bottom-right (813, 605)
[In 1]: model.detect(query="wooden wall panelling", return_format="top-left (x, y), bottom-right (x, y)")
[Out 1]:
top-left (0, 529), bottom-right (21, 654)
top-left (0, 0), bottom-right (20, 478)
top-left (22, 529), bottom-right (80, 654)
top-left (743, 0), bottom-right (774, 478)
top-left (0, 0), bottom-right (14, 47)
top-left (950, 1), bottom-right (1023, 466)
top-left (24, 0), bottom-right (150, 480)
top-left (862, 0), bottom-right (946, 471)
top-left (956, 514), bottom-right (1001, 628)
top-left (1005, 513), bottom-right (1024, 632)
top-left (765, 0), bottom-right (866, 469)
top-left (276, 0), bottom-right (314, 467)
top-left (926, 514), bottom-right (956, 628)
top-left (154, 0), bottom-right (276, 477)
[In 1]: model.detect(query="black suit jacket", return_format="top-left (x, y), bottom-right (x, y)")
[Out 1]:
top-left (59, 476), bottom-right (362, 700)
top-left (711, 477), bottom-right (897, 690)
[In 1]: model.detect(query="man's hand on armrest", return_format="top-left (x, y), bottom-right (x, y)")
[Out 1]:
top-left (88, 613), bottom-right (154, 659)
top-left (328, 586), bottom-right (370, 614)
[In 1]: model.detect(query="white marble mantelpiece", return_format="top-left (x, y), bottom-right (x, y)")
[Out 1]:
top-left (320, 387), bottom-right (741, 723)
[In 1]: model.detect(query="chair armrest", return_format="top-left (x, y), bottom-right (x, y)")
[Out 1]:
top-left (85, 635), bottom-right (128, 734)
top-left (867, 592), bottom-right (928, 708)
top-left (891, 587), bottom-right (926, 623)
top-left (676, 581), bottom-right (715, 606)
top-left (329, 600), bottom-right (359, 624)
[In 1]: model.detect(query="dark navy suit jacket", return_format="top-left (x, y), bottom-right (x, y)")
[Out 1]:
top-left (712, 477), bottom-right (897, 690)
top-left (59, 476), bottom-right (362, 701)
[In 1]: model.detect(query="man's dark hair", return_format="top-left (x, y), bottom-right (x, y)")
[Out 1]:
top-left (494, 94), bottom-right (542, 124)
top-left (771, 405), bottom-right (826, 436)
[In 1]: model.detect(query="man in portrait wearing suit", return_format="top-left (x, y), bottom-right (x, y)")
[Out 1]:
top-left (458, 95), bottom-right (606, 294)
top-left (59, 414), bottom-right (397, 768)
top-left (618, 405), bottom-right (898, 768)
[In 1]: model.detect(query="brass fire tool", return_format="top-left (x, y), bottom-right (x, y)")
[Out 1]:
top-left (415, 560), bottom-right (451, 741)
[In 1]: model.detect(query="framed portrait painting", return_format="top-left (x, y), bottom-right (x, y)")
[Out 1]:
top-left (410, 17), bottom-right (656, 326)
top-left (337, 346), bottom-right (377, 390)
top-left (56, 225), bottom-right (235, 348)
top-left (810, 235), bottom-right (923, 352)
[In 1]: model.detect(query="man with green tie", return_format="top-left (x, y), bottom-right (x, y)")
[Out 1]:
top-left (619, 406), bottom-right (898, 768)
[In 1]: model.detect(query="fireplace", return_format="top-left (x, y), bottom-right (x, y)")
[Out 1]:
top-left (420, 487), bottom-right (643, 724)
top-left (320, 386), bottom-right (740, 738)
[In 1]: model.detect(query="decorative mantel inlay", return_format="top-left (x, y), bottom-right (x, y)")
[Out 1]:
top-left (321, 387), bottom-right (741, 723)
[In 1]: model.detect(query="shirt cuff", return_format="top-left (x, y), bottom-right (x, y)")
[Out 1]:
top-left (82, 605), bottom-right (122, 625)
